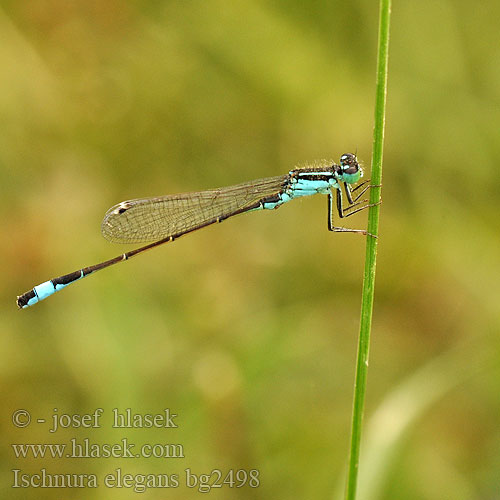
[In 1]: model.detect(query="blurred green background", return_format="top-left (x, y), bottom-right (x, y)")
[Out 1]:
top-left (2, 1), bottom-right (500, 499)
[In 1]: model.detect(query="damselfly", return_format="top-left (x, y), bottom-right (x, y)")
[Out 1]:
top-left (17, 153), bottom-right (377, 309)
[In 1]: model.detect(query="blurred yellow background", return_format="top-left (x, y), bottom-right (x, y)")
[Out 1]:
top-left (2, 1), bottom-right (500, 499)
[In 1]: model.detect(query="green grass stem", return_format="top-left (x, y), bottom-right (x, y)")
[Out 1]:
top-left (344, 1), bottom-right (391, 499)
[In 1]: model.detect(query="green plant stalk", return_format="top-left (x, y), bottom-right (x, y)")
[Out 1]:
top-left (344, 0), bottom-right (391, 499)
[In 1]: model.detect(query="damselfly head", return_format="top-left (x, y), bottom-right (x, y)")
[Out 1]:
top-left (337, 153), bottom-right (363, 184)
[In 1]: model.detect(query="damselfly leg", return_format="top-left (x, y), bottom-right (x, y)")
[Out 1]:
top-left (327, 183), bottom-right (381, 236)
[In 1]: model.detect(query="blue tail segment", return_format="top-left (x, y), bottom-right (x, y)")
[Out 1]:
top-left (17, 270), bottom-right (85, 308)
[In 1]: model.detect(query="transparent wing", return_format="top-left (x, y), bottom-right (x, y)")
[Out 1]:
top-left (101, 175), bottom-right (288, 243)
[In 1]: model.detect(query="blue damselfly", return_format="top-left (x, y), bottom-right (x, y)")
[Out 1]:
top-left (17, 153), bottom-right (377, 308)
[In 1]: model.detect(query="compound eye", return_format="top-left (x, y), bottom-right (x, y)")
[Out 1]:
top-left (344, 165), bottom-right (359, 175)
top-left (340, 153), bottom-right (356, 166)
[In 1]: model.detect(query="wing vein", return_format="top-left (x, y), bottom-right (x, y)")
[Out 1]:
top-left (101, 175), bottom-right (288, 243)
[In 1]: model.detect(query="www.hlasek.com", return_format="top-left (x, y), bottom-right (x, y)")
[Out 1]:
top-left (12, 438), bottom-right (184, 459)
top-left (12, 468), bottom-right (260, 493)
